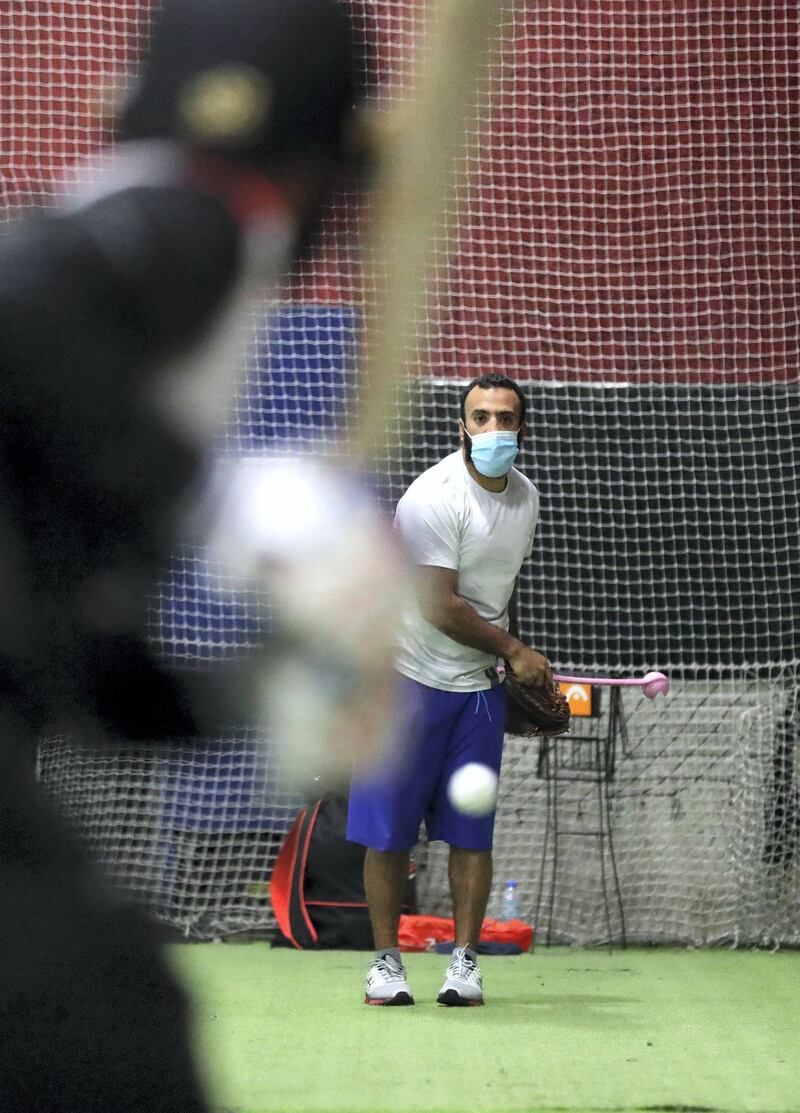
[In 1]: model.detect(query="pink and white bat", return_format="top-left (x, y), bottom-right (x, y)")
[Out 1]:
top-left (553, 671), bottom-right (670, 700)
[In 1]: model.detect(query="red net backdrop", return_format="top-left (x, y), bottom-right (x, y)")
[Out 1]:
top-left (2, 1), bottom-right (797, 382)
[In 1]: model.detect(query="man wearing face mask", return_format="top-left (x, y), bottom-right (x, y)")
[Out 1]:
top-left (348, 372), bottom-right (552, 1008)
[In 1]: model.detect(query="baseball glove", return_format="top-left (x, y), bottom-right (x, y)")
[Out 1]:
top-left (504, 673), bottom-right (571, 736)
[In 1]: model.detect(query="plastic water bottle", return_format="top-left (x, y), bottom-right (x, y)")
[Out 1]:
top-left (500, 879), bottom-right (521, 921)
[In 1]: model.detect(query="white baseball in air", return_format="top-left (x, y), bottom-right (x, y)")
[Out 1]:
top-left (447, 763), bottom-right (499, 817)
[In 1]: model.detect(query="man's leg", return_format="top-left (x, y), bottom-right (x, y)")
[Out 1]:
top-left (429, 686), bottom-right (507, 1006)
top-left (449, 845), bottom-right (493, 950)
top-left (434, 845), bottom-right (492, 1006)
top-left (364, 847), bottom-right (410, 950)
top-left (359, 848), bottom-right (414, 1005)
top-left (347, 676), bottom-right (454, 1004)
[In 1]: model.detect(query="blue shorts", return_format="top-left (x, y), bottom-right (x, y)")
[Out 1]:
top-left (347, 674), bottom-right (507, 853)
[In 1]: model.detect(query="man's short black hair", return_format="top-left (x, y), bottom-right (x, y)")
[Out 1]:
top-left (459, 373), bottom-right (527, 425)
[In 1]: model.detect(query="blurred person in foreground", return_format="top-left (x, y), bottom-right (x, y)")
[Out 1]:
top-left (0, 1), bottom-right (404, 1109)
top-left (348, 373), bottom-right (551, 1008)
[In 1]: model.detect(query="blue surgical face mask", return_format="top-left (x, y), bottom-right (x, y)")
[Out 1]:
top-left (465, 429), bottom-right (520, 478)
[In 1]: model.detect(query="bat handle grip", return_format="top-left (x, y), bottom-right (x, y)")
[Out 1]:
top-left (553, 674), bottom-right (644, 688)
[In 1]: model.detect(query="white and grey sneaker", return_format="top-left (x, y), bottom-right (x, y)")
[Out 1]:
top-left (364, 952), bottom-right (414, 1006)
top-left (436, 946), bottom-right (484, 1007)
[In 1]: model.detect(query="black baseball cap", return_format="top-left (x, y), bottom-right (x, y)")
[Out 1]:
top-left (120, 0), bottom-right (368, 172)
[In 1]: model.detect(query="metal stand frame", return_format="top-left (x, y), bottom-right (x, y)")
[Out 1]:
top-left (534, 686), bottom-right (627, 949)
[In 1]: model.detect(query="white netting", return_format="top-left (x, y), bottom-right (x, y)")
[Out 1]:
top-left (4, 1), bottom-right (798, 944)
top-left (425, 670), bottom-right (800, 947)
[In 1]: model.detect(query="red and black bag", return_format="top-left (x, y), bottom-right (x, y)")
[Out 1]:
top-left (270, 792), bottom-right (416, 949)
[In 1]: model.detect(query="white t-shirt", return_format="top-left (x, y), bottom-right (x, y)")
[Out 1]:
top-left (394, 449), bottom-right (539, 691)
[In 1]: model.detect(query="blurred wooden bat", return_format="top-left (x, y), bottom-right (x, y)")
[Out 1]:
top-left (352, 0), bottom-right (503, 462)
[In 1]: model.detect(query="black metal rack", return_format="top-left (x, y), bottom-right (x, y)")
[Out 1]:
top-left (534, 687), bottom-right (628, 949)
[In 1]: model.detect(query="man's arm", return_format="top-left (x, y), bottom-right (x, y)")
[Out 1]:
top-left (415, 565), bottom-right (551, 686)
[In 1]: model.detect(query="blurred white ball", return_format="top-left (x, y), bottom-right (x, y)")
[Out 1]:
top-left (447, 762), bottom-right (499, 817)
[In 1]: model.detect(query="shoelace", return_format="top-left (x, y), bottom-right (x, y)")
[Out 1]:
top-left (372, 957), bottom-right (406, 982)
top-left (449, 950), bottom-right (480, 982)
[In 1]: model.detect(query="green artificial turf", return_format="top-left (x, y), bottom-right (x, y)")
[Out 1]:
top-left (169, 943), bottom-right (800, 1113)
